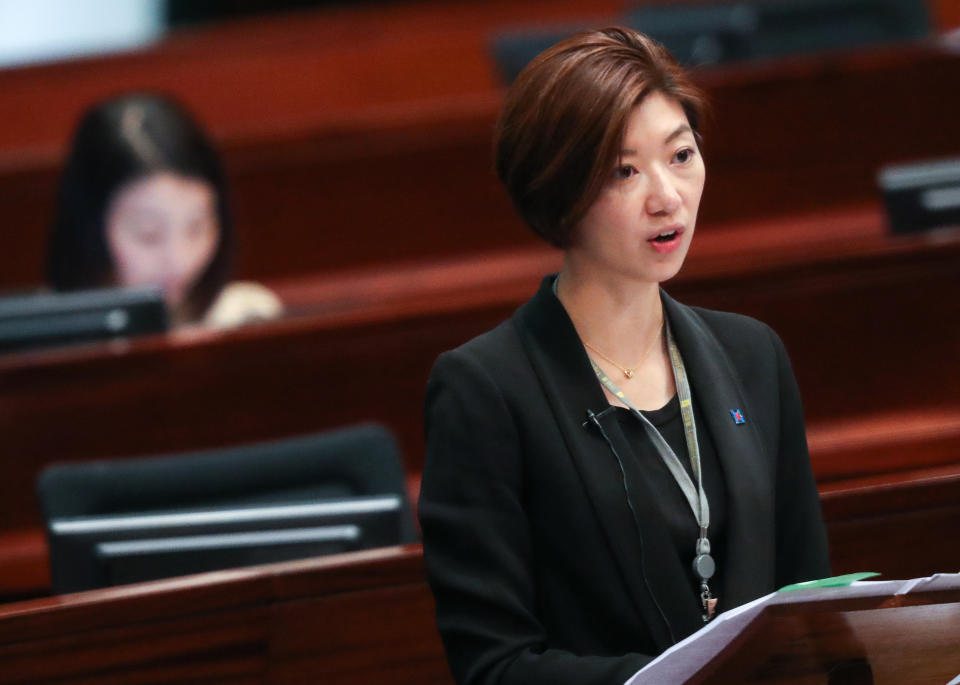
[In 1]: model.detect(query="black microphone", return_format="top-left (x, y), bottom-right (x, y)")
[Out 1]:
top-left (582, 406), bottom-right (617, 429)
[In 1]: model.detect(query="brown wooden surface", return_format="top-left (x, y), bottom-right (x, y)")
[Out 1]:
top-left (701, 580), bottom-right (960, 684)
top-left (3, 204), bottom-right (959, 478)
top-left (822, 463), bottom-right (960, 578)
top-left (0, 545), bottom-right (452, 685)
top-left (2, 207), bottom-right (958, 527)
top-left (1, 3), bottom-right (957, 671)
top-left (3, 3), bottom-right (960, 291)
top-left (0, 540), bottom-right (957, 684)
top-left (0, 0), bottom-right (622, 291)
top-left (4, 445), bottom-right (959, 600)
top-left (934, 0), bottom-right (960, 29)
top-left (1, 206), bottom-right (959, 598)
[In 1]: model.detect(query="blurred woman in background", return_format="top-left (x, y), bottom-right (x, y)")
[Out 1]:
top-left (48, 93), bottom-right (281, 328)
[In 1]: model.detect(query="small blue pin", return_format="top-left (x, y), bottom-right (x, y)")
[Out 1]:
top-left (730, 409), bottom-right (746, 425)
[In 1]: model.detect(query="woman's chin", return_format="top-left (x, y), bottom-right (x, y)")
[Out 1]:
top-left (634, 257), bottom-right (687, 286)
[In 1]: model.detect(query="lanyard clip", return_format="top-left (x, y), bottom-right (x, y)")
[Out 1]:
top-left (701, 584), bottom-right (718, 622)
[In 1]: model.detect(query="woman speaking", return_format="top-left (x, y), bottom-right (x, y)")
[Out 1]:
top-left (418, 27), bottom-right (830, 685)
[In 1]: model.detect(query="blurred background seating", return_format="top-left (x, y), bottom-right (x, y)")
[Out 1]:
top-left (494, 0), bottom-right (932, 81)
top-left (0, 5), bottom-right (957, 681)
top-left (38, 423), bottom-right (415, 593)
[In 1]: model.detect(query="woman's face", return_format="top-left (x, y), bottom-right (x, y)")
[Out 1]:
top-left (105, 171), bottom-right (220, 313)
top-left (569, 91), bottom-right (705, 285)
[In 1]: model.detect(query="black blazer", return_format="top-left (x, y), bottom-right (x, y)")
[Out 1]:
top-left (419, 275), bottom-right (830, 685)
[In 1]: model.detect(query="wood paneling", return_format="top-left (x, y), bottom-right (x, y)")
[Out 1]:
top-left (933, 0), bottom-right (960, 29)
top-left (2, 4), bottom-right (960, 290)
top-left (3, 209), bottom-right (957, 525)
top-left (0, 1), bottom-right (957, 670)
top-left (0, 546), bottom-right (451, 684)
top-left (0, 0), bottom-right (621, 290)
top-left (822, 463), bottom-right (960, 576)
top-left (0, 207), bottom-right (958, 596)
top-left (0, 529), bottom-right (957, 684)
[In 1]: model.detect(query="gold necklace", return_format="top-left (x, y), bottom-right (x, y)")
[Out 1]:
top-left (584, 321), bottom-right (664, 379)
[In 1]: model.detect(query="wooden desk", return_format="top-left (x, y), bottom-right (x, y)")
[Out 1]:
top-left (823, 463), bottom-right (960, 578)
top-left (0, 473), bottom-right (958, 684)
top-left (0, 545), bottom-right (451, 684)
top-left (1, 206), bottom-right (957, 520)
top-left (2, 2), bottom-right (960, 289)
top-left (3, 407), bottom-right (958, 600)
top-left (0, 0), bottom-right (622, 291)
top-left (0, 207), bottom-right (958, 598)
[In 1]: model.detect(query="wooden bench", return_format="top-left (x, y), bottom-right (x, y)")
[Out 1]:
top-left (2, 3), bottom-right (960, 290)
top-left (0, 470), bottom-right (958, 683)
top-left (0, 206), bottom-right (958, 597)
top-left (0, 545), bottom-right (452, 684)
top-left (4, 205), bottom-right (956, 487)
top-left (823, 463), bottom-right (960, 578)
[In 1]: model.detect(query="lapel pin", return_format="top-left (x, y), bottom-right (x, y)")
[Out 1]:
top-left (730, 409), bottom-right (746, 425)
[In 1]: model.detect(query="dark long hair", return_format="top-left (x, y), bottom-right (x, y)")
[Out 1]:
top-left (48, 93), bottom-right (233, 321)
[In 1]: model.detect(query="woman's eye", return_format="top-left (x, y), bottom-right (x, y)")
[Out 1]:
top-left (674, 148), bottom-right (695, 164)
top-left (614, 165), bottom-right (637, 180)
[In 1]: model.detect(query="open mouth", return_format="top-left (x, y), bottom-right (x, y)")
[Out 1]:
top-left (647, 227), bottom-right (684, 253)
top-left (650, 230), bottom-right (678, 243)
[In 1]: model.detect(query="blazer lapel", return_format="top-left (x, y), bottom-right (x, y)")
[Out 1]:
top-left (515, 277), bottom-right (696, 650)
top-left (661, 292), bottom-right (776, 609)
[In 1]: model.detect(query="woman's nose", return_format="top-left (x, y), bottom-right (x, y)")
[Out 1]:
top-left (645, 167), bottom-right (682, 216)
top-left (159, 236), bottom-right (195, 280)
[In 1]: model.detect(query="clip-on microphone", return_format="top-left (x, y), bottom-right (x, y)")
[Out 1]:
top-left (582, 406), bottom-right (617, 429)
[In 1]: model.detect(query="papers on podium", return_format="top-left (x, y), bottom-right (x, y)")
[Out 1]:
top-left (625, 573), bottom-right (960, 685)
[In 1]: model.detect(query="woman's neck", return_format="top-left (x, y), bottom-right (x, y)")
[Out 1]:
top-left (555, 258), bottom-right (664, 363)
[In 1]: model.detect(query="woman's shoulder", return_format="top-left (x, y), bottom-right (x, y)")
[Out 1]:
top-left (428, 306), bottom-right (544, 401)
top-left (675, 300), bottom-right (786, 364)
top-left (203, 281), bottom-right (284, 329)
top-left (687, 304), bottom-right (775, 340)
top-left (434, 317), bottom-right (523, 374)
top-left (436, 276), bottom-right (563, 377)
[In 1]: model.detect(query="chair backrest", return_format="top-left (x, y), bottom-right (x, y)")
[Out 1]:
top-left (37, 423), bottom-right (417, 592)
top-left (490, 0), bottom-right (931, 83)
top-left (624, 0), bottom-right (930, 66)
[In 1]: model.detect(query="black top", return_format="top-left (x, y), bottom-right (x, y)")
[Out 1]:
top-left (418, 276), bottom-right (831, 685)
top-left (617, 396), bottom-right (728, 610)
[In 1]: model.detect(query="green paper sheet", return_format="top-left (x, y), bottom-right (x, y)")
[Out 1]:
top-left (778, 572), bottom-right (881, 592)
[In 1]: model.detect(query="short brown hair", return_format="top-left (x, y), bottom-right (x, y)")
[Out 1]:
top-left (495, 27), bottom-right (706, 248)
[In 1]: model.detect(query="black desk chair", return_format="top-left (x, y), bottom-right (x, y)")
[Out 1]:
top-left (37, 423), bottom-right (417, 594)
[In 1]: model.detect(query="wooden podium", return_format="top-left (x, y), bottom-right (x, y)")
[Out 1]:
top-left (0, 545), bottom-right (452, 684)
top-left (627, 574), bottom-right (960, 684)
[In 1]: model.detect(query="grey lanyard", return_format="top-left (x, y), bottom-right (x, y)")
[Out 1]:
top-left (588, 322), bottom-right (718, 621)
